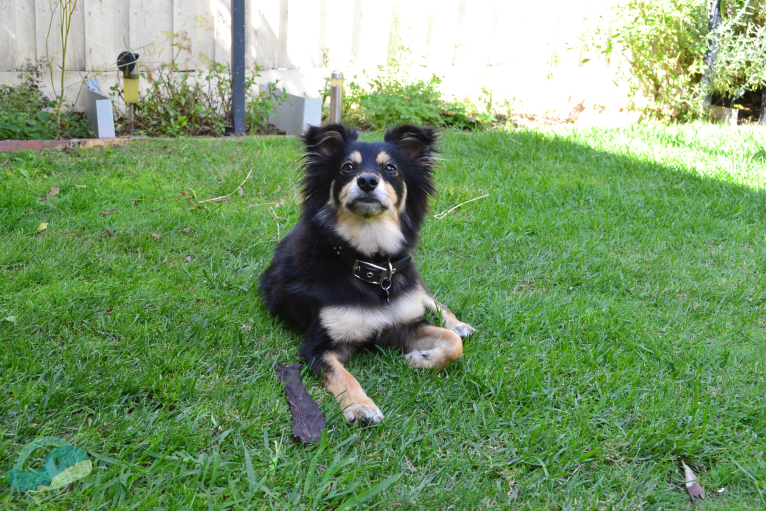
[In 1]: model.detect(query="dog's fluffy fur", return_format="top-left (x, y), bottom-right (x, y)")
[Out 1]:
top-left (260, 124), bottom-right (474, 423)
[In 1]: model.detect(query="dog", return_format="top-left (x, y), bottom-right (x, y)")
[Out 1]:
top-left (260, 124), bottom-right (475, 423)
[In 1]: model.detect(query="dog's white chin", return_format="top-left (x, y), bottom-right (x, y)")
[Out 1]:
top-left (346, 200), bottom-right (386, 218)
top-left (335, 205), bottom-right (405, 256)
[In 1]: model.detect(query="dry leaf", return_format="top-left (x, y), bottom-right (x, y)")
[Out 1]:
top-left (99, 209), bottom-right (114, 217)
top-left (681, 461), bottom-right (705, 502)
top-left (36, 222), bottom-right (48, 232)
top-left (41, 186), bottom-right (60, 201)
top-left (150, 233), bottom-right (161, 240)
top-left (73, 184), bottom-right (87, 189)
top-left (237, 186), bottom-right (244, 196)
top-left (104, 228), bottom-right (115, 237)
top-left (181, 228), bottom-right (195, 234)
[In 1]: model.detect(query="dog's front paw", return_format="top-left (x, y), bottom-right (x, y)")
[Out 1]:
top-left (449, 321), bottom-right (475, 339)
top-left (343, 400), bottom-right (384, 424)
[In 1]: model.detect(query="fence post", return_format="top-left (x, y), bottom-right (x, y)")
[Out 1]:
top-left (232, 0), bottom-right (246, 135)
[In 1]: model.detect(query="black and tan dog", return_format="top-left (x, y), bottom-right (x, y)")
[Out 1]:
top-left (260, 124), bottom-right (474, 423)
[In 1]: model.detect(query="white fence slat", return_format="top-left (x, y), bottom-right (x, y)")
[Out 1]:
top-left (282, 0), bottom-right (321, 69)
top-left (213, 0), bottom-right (231, 65)
top-left (1, 2), bottom-right (17, 72)
top-left (13, 1), bottom-right (38, 70)
top-left (452, 0), bottom-right (492, 67)
top-left (129, 0), bottom-right (175, 68)
top-left (423, 0), bottom-right (458, 69)
top-left (351, 0), bottom-right (394, 69)
top-left (253, 0), bottom-right (279, 69)
top-left (84, 0), bottom-right (129, 72)
top-left (35, 0), bottom-right (86, 71)
top-left (173, 0), bottom-right (215, 69)
top-left (320, 0), bottom-right (354, 69)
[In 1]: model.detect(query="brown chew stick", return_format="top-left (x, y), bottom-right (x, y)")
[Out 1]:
top-left (274, 363), bottom-right (328, 444)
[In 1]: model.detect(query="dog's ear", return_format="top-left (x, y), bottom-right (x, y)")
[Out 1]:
top-left (384, 125), bottom-right (439, 159)
top-left (303, 124), bottom-right (358, 158)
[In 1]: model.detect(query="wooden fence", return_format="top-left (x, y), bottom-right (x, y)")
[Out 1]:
top-left (1, 0), bottom-right (619, 73)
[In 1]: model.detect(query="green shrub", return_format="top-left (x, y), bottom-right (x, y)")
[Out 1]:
top-left (111, 61), bottom-right (287, 137)
top-left (339, 66), bottom-right (482, 130)
top-left (0, 60), bottom-right (92, 141)
top-left (711, 0), bottom-right (766, 99)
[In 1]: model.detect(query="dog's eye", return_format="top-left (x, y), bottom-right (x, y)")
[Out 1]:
top-left (341, 162), bottom-right (354, 173)
top-left (385, 163), bottom-right (397, 173)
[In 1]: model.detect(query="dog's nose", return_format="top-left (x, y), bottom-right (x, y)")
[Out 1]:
top-left (357, 174), bottom-right (379, 193)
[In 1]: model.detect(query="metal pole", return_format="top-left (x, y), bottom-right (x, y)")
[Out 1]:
top-left (232, 0), bottom-right (246, 135)
top-left (330, 72), bottom-right (343, 124)
top-left (129, 104), bottom-right (134, 137)
top-left (703, 0), bottom-right (723, 107)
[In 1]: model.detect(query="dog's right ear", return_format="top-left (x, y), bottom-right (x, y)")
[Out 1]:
top-left (303, 124), bottom-right (358, 158)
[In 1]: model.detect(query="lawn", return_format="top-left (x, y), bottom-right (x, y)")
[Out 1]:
top-left (1, 124), bottom-right (766, 509)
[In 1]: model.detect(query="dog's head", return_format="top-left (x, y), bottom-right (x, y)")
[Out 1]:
top-left (301, 124), bottom-right (438, 256)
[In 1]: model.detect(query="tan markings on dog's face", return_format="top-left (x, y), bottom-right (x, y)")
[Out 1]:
top-left (323, 352), bottom-right (384, 422)
top-left (376, 151), bottom-right (390, 165)
top-left (383, 182), bottom-right (398, 205)
top-left (327, 179), bottom-right (338, 208)
top-left (397, 182), bottom-right (408, 213)
top-left (319, 288), bottom-right (427, 342)
top-left (349, 151), bottom-right (362, 164)
top-left (404, 324), bottom-right (463, 371)
top-left (338, 180), bottom-right (353, 204)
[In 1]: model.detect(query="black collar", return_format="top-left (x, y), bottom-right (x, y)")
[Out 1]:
top-left (332, 243), bottom-right (411, 303)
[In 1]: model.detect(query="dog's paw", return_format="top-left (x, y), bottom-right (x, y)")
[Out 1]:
top-left (343, 400), bottom-right (384, 424)
top-left (448, 321), bottom-right (475, 339)
top-left (405, 350), bottom-right (437, 369)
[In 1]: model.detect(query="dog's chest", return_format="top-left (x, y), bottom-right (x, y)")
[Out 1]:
top-left (319, 288), bottom-right (425, 342)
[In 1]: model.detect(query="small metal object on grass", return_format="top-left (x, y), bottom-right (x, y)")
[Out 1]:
top-left (275, 363), bottom-right (327, 444)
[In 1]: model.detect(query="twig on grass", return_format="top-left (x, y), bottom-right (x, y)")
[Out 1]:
top-left (196, 168), bottom-right (253, 204)
top-left (434, 193), bottom-right (489, 220)
top-left (268, 206), bottom-right (281, 240)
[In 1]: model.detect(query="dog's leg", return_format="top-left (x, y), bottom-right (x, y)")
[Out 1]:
top-left (421, 290), bottom-right (475, 339)
top-left (323, 352), bottom-right (384, 423)
top-left (404, 324), bottom-right (464, 371)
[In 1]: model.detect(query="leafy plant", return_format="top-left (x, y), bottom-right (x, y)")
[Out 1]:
top-left (0, 60), bottom-right (91, 141)
top-left (710, 0), bottom-right (766, 99)
top-left (579, 0), bottom-right (766, 121)
top-left (336, 65), bottom-right (483, 130)
top-left (110, 59), bottom-right (287, 137)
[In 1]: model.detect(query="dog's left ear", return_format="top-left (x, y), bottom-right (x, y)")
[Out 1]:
top-left (384, 125), bottom-right (439, 160)
top-left (303, 124), bottom-right (358, 158)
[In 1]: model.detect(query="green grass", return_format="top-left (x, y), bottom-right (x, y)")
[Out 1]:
top-left (1, 124), bottom-right (765, 509)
